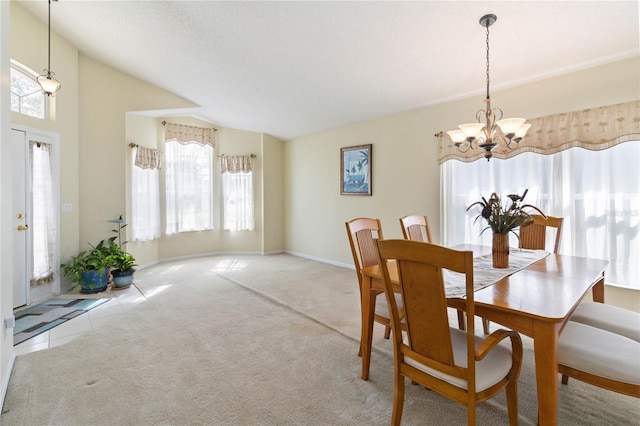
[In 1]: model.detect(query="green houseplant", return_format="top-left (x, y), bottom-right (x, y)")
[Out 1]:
top-left (466, 189), bottom-right (545, 268)
top-left (61, 237), bottom-right (118, 293)
top-left (108, 243), bottom-right (137, 288)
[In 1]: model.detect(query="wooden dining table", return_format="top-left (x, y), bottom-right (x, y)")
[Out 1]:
top-left (360, 244), bottom-right (608, 426)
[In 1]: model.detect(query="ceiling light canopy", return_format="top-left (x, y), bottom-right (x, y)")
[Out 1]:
top-left (446, 14), bottom-right (529, 161)
top-left (37, 0), bottom-right (61, 97)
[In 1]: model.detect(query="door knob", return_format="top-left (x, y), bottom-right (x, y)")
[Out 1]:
top-left (17, 225), bottom-right (28, 231)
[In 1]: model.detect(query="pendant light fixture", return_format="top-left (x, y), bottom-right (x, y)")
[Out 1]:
top-left (37, 0), bottom-right (61, 96)
top-left (446, 14), bottom-right (529, 161)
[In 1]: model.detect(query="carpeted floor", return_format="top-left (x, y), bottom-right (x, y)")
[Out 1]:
top-left (13, 298), bottom-right (109, 346)
top-left (1, 254), bottom-right (638, 425)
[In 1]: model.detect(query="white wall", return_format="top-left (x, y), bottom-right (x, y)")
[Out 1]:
top-left (1, 0), bottom-right (13, 408)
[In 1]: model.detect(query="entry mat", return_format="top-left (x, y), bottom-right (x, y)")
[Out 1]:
top-left (13, 298), bottom-right (109, 346)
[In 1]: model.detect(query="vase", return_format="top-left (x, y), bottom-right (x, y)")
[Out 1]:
top-left (492, 233), bottom-right (510, 268)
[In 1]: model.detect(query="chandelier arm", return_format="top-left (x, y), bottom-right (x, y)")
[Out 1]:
top-left (456, 142), bottom-right (473, 153)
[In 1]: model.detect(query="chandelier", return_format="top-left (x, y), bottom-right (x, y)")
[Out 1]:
top-left (37, 0), bottom-right (61, 96)
top-left (446, 14), bottom-right (529, 161)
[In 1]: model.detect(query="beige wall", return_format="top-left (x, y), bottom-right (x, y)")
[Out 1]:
top-left (285, 57), bottom-right (639, 266)
top-left (77, 55), bottom-right (197, 253)
top-left (284, 57), bottom-right (640, 310)
top-left (10, 0), bottom-right (80, 262)
top-left (262, 133), bottom-right (285, 253)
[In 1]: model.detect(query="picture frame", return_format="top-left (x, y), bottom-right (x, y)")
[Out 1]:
top-left (340, 144), bottom-right (372, 195)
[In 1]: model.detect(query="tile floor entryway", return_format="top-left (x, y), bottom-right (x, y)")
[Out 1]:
top-left (13, 284), bottom-right (147, 356)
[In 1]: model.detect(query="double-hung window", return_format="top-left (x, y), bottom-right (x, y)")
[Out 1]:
top-left (221, 155), bottom-right (255, 231)
top-left (164, 123), bottom-right (217, 234)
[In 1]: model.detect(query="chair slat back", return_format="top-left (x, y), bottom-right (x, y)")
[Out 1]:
top-left (399, 215), bottom-right (433, 243)
top-left (345, 218), bottom-right (384, 287)
top-left (519, 214), bottom-right (564, 253)
top-left (376, 240), bottom-right (475, 369)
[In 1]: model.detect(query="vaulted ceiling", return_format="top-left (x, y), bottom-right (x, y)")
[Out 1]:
top-left (17, 1), bottom-right (639, 140)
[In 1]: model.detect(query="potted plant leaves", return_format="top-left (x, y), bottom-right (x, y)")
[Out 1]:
top-left (109, 243), bottom-right (137, 288)
top-left (60, 237), bottom-right (117, 293)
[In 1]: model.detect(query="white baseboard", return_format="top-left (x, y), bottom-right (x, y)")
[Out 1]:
top-left (285, 250), bottom-right (354, 270)
top-left (0, 350), bottom-right (16, 413)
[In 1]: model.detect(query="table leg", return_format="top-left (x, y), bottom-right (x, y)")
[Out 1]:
top-left (533, 321), bottom-right (562, 426)
top-left (591, 274), bottom-right (605, 303)
top-left (360, 276), bottom-right (375, 381)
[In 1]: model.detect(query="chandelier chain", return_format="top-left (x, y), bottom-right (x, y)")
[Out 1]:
top-left (47, 0), bottom-right (51, 72)
top-left (485, 22), bottom-right (490, 100)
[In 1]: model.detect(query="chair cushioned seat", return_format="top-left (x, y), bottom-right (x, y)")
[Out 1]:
top-left (559, 321), bottom-right (640, 385)
top-left (375, 293), bottom-right (402, 317)
top-left (570, 302), bottom-right (640, 343)
top-left (404, 328), bottom-right (513, 391)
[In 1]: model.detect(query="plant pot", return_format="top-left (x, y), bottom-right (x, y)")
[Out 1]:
top-left (80, 269), bottom-right (109, 293)
top-left (492, 233), bottom-right (510, 268)
top-left (111, 268), bottom-right (136, 288)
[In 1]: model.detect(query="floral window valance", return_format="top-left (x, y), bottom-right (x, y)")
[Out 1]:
top-left (438, 100), bottom-right (640, 164)
top-left (220, 155), bottom-right (254, 174)
top-left (134, 146), bottom-right (161, 169)
top-left (164, 122), bottom-right (217, 148)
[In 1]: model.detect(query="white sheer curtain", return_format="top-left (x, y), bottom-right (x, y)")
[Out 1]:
top-left (441, 141), bottom-right (640, 288)
top-left (30, 141), bottom-right (56, 285)
top-left (221, 155), bottom-right (254, 231)
top-left (165, 141), bottom-right (214, 234)
top-left (131, 146), bottom-right (161, 241)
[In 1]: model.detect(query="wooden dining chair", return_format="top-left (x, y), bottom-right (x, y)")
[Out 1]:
top-left (562, 302), bottom-right (640, 387)
top-left (399, 214), bottom-right (433, 243)
top-left (558, 321), bottom-right (640, 398)
top-left (399, 215), bottom-right (490, 334)
top-left (345, 217), bottom-right (403, 381)
top-left (375, 239), bottom-right (523, 426)
top-left (519, 214), bottom-right (564, 253)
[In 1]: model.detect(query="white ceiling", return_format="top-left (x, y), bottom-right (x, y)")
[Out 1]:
top-left (17, 1), bottom-right (640, 140)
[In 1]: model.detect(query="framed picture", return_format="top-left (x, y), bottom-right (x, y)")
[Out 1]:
top-left (340, 144), bottom-right (372, 195)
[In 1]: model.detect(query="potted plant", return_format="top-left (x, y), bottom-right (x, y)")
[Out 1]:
top-left (60, 237), bottom-right (117, 293)
top-left (109, 243), bottom-right (137, 288)
top-left (466, 189), bottom-right (545, 268)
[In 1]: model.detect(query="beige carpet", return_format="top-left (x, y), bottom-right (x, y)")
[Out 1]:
top-left (1, 254), bottom-right (638, 425)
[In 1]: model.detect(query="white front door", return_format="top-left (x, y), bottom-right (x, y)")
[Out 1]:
top-left (11, 126), bottom-right (60, 308)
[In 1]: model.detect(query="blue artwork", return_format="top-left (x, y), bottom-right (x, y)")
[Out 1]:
top-left (341, 145), bottom-right (371, 195)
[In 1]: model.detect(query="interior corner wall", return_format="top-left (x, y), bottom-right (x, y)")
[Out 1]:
top-left (283, 57), bottom-right (640, 268)
top-left (124, 113), bottom-right (160, 268)
top-left (216, 127), bottom-right (263, 254)
top-left (262, 133), bottom-right (285, 254)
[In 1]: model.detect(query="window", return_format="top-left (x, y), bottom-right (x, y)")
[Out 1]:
top-left (164, 141), bottom-right (214, 234)
top-left (10, 61), bottom-right (45, 119)
top-left (441, 142), bottom-right (640, 288)
top-left (30, 141), bottom-right (56, 285)
top-left (221, 155), bottom-right (255, 231)
top-left (131, 146), bottom-right (161, 241)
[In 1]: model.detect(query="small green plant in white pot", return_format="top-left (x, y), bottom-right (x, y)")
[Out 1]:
top-left (108, 243), bottom-right (137, 288)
